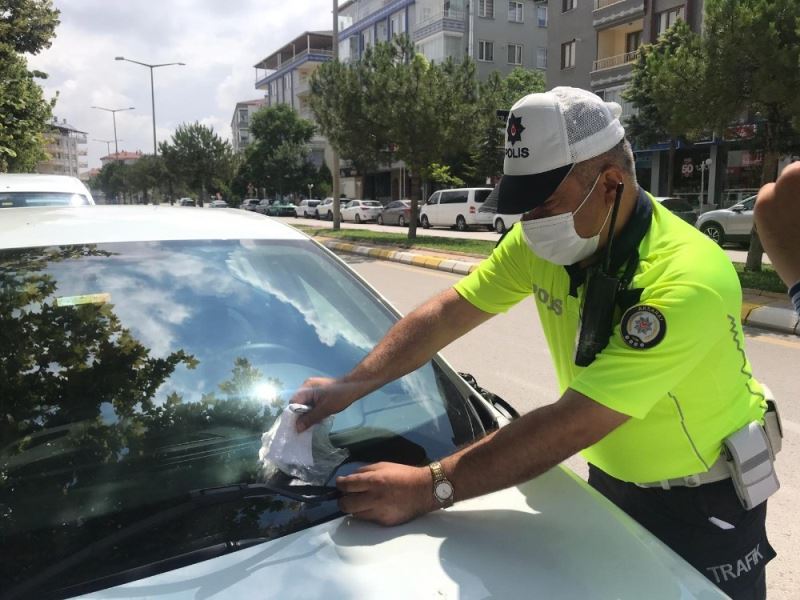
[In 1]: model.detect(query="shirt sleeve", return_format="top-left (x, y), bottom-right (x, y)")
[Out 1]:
top-left (453, 224), bottom-right (534, 314)
top-left (569, 281), bottom-right (730, 419)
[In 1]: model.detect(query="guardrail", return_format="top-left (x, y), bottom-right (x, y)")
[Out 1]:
top-left (595, 0), bottom-right (625, 9)
top-left (592, 49), bottom-right (639, 71)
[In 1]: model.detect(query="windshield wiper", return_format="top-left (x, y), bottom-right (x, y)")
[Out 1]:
top-left (4, 482), bottom-right (340, 600)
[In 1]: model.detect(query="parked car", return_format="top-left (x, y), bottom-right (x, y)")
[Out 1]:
top-left (241, 198), bottom-right (261, 211)
top-left (0, 174), bottom-right (95, 208)
top-left (341, 199), bottom-right (383, 223)
top-left (695, 194), bottom-right (756, 245)
top-left (266, 200), bottom-right (296, 217)
top-left (178, 197), bottom-right (196, 207)
top-left (420, 188), bottom-right (492, 231)
top-left (295, 198), bottom-right (321, 218)
top-left (0, 206), bottom-right (724, 599)
top-left (653, 197), bottom-right (698, 225)
top-left (254, 199), bottom-right (271, 215)
top-left (378, 200), bottom-right (412, 226)
top-left (488, 212), bottom-right (522, 234)
top-left (209, 200), bottom-right (228, 208)
top-left (315, 197), bottom-right (334, 219)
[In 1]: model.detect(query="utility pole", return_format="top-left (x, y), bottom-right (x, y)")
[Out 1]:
top-left (332, 0), bottom-right (342, 231)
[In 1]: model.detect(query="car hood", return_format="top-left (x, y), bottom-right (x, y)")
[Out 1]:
top-left (77, 468), bottom-right (724, 599)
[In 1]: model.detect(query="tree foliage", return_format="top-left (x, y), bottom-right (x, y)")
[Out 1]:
top-left (0, 0), bottom-right (60, 172)
top-left (234, 104), bottom-right (318, 199)
top-left (624, 19), bottom-right (706, 195)
top-left (159, 123), bottom-right (233, 205)
top-left (89, 155), bottom-right (173, 203)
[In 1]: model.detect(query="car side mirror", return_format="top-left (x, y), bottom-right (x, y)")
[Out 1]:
top-left (731, 206), bottom-right (743, 213)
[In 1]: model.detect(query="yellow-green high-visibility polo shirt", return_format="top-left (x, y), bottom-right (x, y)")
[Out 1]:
top-left (454, 189), bottom-right (766, 483)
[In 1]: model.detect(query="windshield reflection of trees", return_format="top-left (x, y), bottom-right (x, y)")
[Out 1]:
top-left (0, 246), bottom-right (328, 593)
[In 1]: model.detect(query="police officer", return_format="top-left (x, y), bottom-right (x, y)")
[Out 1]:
top-left (293, 88), bottom-right (777, 599)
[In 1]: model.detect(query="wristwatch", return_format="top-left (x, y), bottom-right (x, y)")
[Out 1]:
top-left (429, 461), bottom-right (454, 508)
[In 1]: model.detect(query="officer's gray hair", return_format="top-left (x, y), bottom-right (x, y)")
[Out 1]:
top-left (571, 139), bottom-right (637, 188)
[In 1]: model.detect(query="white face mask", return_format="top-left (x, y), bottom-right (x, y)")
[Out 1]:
top-left (521, 174), bottom-right (612, 265)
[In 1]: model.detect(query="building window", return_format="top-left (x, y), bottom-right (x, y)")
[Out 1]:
top-left (536, 46), bottom-right (548, 69)
top-left (562, 0), bottom-right (577, 12)
top-left (238, 108), bottom-right (248, 124)
top-left (508, 1), bottom-right (523, 22)
top-left (508, 43), bottom-right (523, 65)
top-left (478, 40), bottom-right (494, 61)
top-left (537, 5), bottom-right (548, 27)
top-left (626, 30), bottom-right (642, 54)
top-left (390, 10), bottom-right (406, 36)
top-left (479, 0), bottom-right (494, 18)
top-left (377, 20), bottom-right (388, 43)
top-left (561, 39), bottom-right (576, 69)
top-left (657, 6), bottom-right (685, 36)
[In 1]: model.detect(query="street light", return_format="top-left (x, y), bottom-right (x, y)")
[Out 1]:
top-left (92, 138), bottom-right (123, 157)
top-left (115, 56), bottom-right (186, 155)
top-left (90, 106), bottom-right (135, 156)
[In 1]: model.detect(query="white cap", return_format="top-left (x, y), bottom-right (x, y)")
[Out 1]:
top-left (496, 86), bottom-right (625, 214)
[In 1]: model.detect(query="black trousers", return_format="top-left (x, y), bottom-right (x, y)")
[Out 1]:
top-left (589, 464), bottom-right (776, 600)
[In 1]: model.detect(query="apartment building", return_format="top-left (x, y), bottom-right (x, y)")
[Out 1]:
top-left (37, 118), bottom-right (88, 178)
top-left (337, 0), bottom-right (549, 200)
top-left (253, 31), bottom-right (334, 170)
top-left (230, 99), bottom-right (267, 154)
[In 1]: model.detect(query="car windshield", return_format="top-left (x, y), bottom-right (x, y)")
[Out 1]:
top-left (0, 239), bottom-right (479, 594)
top-left (0, 191), bottom-right (91, 208)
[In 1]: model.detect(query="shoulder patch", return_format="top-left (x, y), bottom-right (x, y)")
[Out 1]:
top-left (620, 305), bottom-right (666, 349)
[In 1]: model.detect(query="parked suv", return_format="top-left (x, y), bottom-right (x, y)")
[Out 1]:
top-left (241, 198), bottom-right (261, 211)
top-left (315, 198), bottom-right (335, 220)
top-left (695, 195), bottom-right (756, 245)
top-left (420, 188), bottom-right (492, 231)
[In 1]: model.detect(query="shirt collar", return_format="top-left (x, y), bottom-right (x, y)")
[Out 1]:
top-left (565, 186), bottom-right (653, 297)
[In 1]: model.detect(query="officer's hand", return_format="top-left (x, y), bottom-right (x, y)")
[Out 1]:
top-left (336, 462), bottom-right (436, 527)
top-left (292, 377), bottom-right (364, 432)
top-left (755, 161), bottom-right (800, 288)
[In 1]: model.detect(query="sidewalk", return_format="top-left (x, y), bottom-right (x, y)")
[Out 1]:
top-left (321, 237), bottom-right (799, 336)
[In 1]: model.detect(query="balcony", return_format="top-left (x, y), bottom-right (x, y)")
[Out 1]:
top-left (593, 0), bottom-right (644, 29)
top-left (255, 49), bottom-right (334, 89)
top-left (413, 7), bottom-right (466, 42)
top-left (591, 50), bottom-right (639, 88)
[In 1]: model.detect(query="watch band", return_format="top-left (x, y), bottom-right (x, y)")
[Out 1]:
top-left (429, 461), bottom-right (454, 508)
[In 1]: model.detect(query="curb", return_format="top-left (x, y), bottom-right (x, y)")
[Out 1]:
top-left (321, 239), bottom-right (798, 336)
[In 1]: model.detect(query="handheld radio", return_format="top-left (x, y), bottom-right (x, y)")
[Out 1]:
top-left (574, 182), bottom-right (625, 367)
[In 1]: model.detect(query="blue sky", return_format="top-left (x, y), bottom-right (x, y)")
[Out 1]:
top-left (27, 1), bottom-right (334, 169)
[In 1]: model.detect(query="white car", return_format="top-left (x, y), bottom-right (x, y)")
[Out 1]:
top-left (695, 195), bottom-right (756, 245)
top-left (208, 199), bottom-right (228, 208)
top-left (0, 173), bottom-right (95, 208)
top-left (294, 198), bottom-right (321, 217)
top-left (421, 188), bottom-right (492, 231)
top-left (240, 198), bottom-right (261, 211)
top-left (0, 206), bottom-right (724, 599)
top-left (341, 199), bottom-right (383, 223)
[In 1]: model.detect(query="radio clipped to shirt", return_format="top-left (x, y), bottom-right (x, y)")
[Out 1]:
top-left (724, 392), bottom-right (783, 510)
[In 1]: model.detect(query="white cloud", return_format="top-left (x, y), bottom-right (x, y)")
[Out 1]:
top-left (27, 0), bottom-right (334, 168)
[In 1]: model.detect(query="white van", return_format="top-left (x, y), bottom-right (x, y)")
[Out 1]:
top-left (420, 188), bottom-right (492, 231)
top-left (0, 174), bottom-right (95, 208)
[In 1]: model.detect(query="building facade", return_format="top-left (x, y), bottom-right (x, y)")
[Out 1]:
top-left (99, 151), bottom-right (144, 167)
top-left (254, 31), bottom-right (334, 174)
top-left (231, 99), bottom-right (267, 154)
top-left (37, 118), bottom-right (88, 178)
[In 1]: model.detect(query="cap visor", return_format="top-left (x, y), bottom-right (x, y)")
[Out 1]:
top-left (496, 164), bottom-right (573, 215)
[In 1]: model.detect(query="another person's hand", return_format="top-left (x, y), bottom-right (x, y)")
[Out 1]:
top-left (292, 376), bottom-right (366, 432)
top-left (336, 462), bottom-right (436, 526)
top-left (755, 161), bottom-right (800, 289)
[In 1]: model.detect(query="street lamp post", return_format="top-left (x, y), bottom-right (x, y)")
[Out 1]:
top-left (90, 106), bottom-right (135, 157)
top-left (115, 57), bottom-right (186, 155)
top-left (92, 138), bottom-right (123, 157)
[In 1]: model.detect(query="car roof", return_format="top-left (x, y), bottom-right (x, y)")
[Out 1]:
top-left (0, 174), bottom-right (92, 196)
top-left (0, 206), bottom-right (306, 250)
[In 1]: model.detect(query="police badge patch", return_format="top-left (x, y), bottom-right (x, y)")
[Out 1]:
top-left (620, 305), bottom-right (666, 349)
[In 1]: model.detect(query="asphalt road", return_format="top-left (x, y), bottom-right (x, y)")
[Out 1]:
top-left (341, 254), bottom-right (797, 599)
top-left (276, 215), bottom-right (772, 265)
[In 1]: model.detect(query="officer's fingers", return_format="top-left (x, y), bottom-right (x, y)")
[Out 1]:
top-left (295, 404), bottom-right (332, 433)
top-left (336, 473), bottom-right (373, 494)
top-left (339, 492), bottom-right (377, 515)
top-left (775, 161), bottom-right (800, 203)
top-left (290, 377), bottom-right (330, 406)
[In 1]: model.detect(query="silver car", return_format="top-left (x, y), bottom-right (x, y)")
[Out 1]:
top-left (695, 195), bottom-right (755, 245)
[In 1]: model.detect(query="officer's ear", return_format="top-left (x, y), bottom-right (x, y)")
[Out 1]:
top-left (599, 167), bottom-right (624, 206)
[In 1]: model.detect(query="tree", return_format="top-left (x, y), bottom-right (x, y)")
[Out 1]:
top-left (159, 123), bottom-right (233, 205)
top-left (0, 0), bottom-right (60, 172)
top-left (127, 155), bottom-right (168, 203)
top-left (624, 19), bottom-right (707, 196)
top-left (243, 104), bottom-right (318, 199)
top-left (698, 0), bottom-right (800, 271)
top-left (91, 161), bottom-right (129, 204)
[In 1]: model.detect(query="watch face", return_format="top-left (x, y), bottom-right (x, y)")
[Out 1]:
top-left (434, 481), bottom-right (454, 501)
